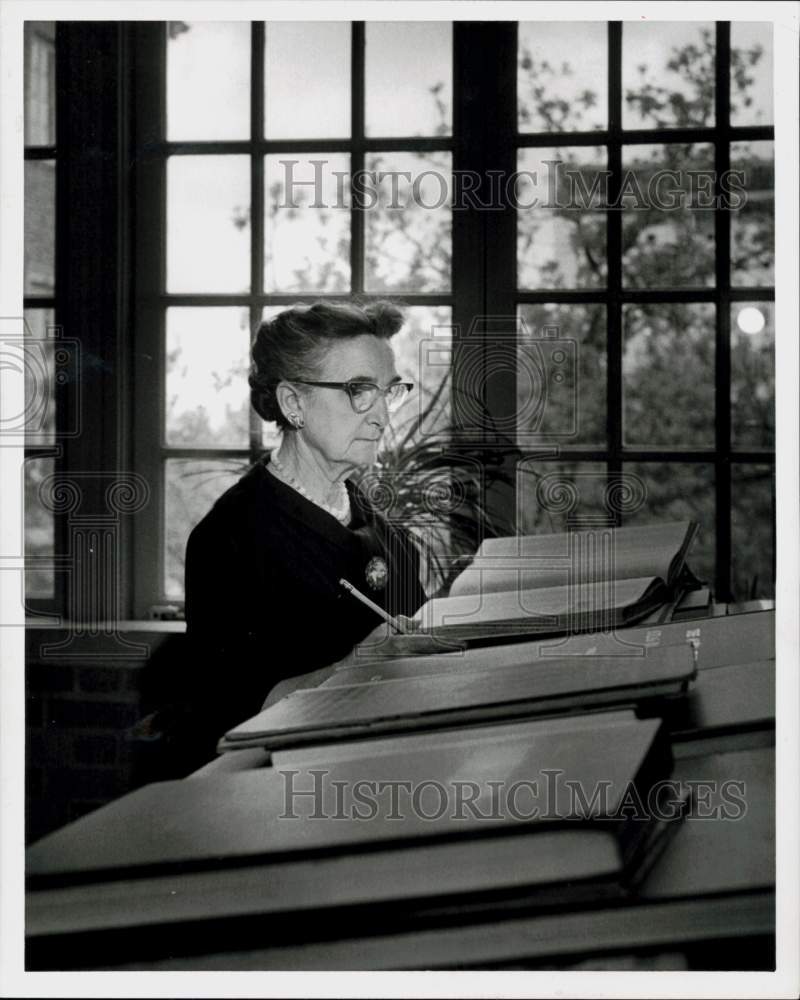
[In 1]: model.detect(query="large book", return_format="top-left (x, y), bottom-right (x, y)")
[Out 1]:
top-left (404, 521), bottom-right (701, 645)
top-left (28, 711), bottom-right (669, 881)
top-left (27, 712), bottom-right (690, 970)
top-left (331, 606), bottom-right (773, 686)
top-left (104, 895), bottom-right (773, 972)
top-left (218, 641), bottom-right (695, 752)
top-left (27, 829), bottom-right (631, 970)
top-left (449, 521), bottom-right (700, 598)
top-left (27, 739), bottom-right (772, 974)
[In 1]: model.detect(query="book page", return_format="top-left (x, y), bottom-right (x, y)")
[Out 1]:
top-left (420, 576), bottom-right (658, 630)
top-left (450, 522), bottom-right (694, 597)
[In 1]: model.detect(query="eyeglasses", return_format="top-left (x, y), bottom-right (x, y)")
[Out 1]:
top-left (291, 379), bottom-right (414, 414)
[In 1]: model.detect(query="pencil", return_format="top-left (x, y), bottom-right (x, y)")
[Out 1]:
top-left (339, 578), bottom-right (412, 635)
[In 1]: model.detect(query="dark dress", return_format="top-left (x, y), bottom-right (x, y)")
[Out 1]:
top-left (176, 454), bottom-right (426, 760)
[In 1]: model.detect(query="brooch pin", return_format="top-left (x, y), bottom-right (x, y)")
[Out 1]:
top-left (364, 555), bottom-right (388, 591)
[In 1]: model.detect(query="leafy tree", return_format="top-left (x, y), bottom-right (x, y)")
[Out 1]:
top-left (515, 27), bottom-right (773, 596)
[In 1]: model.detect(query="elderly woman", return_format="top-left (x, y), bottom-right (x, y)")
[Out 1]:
top-left (181, 300), bottom-right (426, 758)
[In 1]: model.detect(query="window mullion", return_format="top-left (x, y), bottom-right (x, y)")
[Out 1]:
top-left (249, 22), bottom-right (266, 458)
top-left (350, 22), bottom-right (365, 295)
top-left (451, 22), bottom-right (517, 539)
top-left (55, 22), bottom-right (131, 624)
top-left (714, 20), bottom-right (733, 601)
top-left (130, 22), bottom-right (168, 618)
top-left (606, 22), bottom-right (624, 494)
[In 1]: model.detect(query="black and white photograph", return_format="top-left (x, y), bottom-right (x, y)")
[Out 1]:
top-left (1, 1), bottom-right (798, 995)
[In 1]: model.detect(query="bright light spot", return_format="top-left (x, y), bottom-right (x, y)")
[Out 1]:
top-left (736, 306), bottom-right (766, 335)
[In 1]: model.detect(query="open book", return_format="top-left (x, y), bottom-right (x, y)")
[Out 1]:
top-left (406, 520), bottom-right (701, 645)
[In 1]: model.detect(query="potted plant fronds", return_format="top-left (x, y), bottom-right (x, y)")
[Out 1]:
top-left (356, 374), bottom-right (529, 597)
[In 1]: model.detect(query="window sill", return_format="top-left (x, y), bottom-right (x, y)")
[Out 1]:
top-left (25, 619), bottom-right (186, 632)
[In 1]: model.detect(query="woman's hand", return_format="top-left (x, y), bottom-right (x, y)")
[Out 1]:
top-left (347, 615), bottom-right (463, 661)
top-left (359, 614), bottom-right (421, 646)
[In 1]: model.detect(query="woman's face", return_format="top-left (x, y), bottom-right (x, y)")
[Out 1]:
top-left (297, 334), bottom-right (400, 473)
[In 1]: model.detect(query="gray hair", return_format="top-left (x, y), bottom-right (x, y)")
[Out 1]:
top-left (249, 300), bottom-right (404, 428)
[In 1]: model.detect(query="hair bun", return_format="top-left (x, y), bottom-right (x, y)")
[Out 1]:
top-left (364, 300), bottom-right (405, 339)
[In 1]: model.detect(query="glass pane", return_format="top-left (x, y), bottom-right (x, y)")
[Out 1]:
top-left (517, 147), bottom-right (607, 289)
top-left (364, 151), bottom-right (451, 293)
top-left (23, 309), bottom-right (56, 445)
top-left (388, 306), bottom-right (452, 439)
top-left (25, 455), bottom-right (55, 599)
top-left (731, 301), bottom-right (774, 450)
top-left (622, 144), bottom-right (715, 288)
top-left (518, 460), bottom-right (608, 535)
top-left (624, 462), bottom-right (715, 584)
top-left (24, 160), bottom-right (55, 295)
top-left (622, 22), bottom-right (715, 129)
top-left (517, 304), bottom-right (606, 447)
top-left (365, 22), bottom-right (452, 137)
top-left (731, 141), bottom-right (774, 288)
top-left (623, 303), bottom-right (715, 448)
top-left (165, 307), bottom-right (251, 448)
top-left (731, 22), bottom-right (773, 126)
top-left (167, 156), bottom-right (250, 293)
top-left (265, 22), bottom-right (350, 138)
top-left (731, 464), bottom-right (774, 600)
top-left (167, 21), bottom-right (250, 140)
top-left (518, 22), bottom-right (607, 132)
top-left (265, 154), bottom-right (350, 293)
top-left (164, 459), bottom-right (245, 599)
top-left (24, 22), bottom-right (56, 146)
top-left (260, 305), bottom-right (286, 323)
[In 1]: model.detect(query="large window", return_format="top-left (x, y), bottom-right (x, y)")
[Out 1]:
top-left (27, 21), bottom-right (775, 618)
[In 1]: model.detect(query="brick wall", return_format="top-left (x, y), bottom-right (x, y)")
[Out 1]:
top-left (25, 627), bottom-right (189, 844)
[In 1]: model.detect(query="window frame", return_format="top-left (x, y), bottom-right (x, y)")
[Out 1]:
top-left (74, 19), bottom-right (774, 617)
